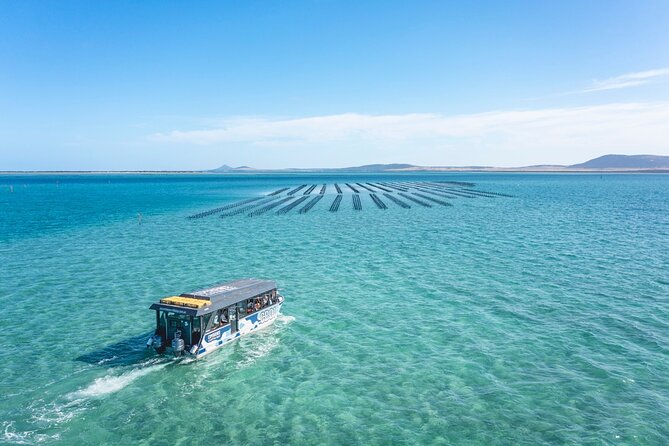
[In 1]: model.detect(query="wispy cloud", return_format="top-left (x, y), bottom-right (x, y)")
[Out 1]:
top-left (583, 68), bottom-right (669, 92)
top-left (148, 103), bottom-right (669, 167)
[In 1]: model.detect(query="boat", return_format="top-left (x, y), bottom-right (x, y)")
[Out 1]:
top-left (146, 278), bottom-right (284, 358)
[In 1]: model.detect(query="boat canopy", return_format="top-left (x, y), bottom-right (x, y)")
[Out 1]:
top-left (149, 278), bottom-right (277, 316)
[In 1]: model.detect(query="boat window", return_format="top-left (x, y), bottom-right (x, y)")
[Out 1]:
top-left (239, 299), bottom-right (250, 315)
top-left (191, 316), bottom-right (202, 346)
top-left (164, 312), bottom-right (192, 345)
top-left (235, 295), bottom-right (275, 317)
top-left (209, 309), bottom-right (228, 329)
top-left (156, 311), bottom-right (167, 337)
top-left (202, 313), bottom-right (213, 331)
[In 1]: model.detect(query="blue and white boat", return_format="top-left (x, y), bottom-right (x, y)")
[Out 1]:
top-left (147, 279), bottom-right (284, 358)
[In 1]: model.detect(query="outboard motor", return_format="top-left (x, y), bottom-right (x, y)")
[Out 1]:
top-left (147, 334), bottom-right (163, 352)
top-left (172, 330), bottom-right (185, 357)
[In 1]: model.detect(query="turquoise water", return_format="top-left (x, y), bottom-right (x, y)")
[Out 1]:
top-left (1, 173), bottom-right (668, 445)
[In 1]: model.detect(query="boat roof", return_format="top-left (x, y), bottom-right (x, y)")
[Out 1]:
top-left (149, 278), bottom-right (276, 316)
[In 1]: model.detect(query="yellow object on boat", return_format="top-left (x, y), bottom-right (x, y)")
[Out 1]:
top-left (159, 296), bottom-right (211, 309)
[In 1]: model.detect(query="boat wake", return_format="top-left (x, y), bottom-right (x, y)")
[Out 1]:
top-left (277, 314), bottom-right (296, 324)
top-left (197, 313), bottom-right (295, 375)
top-left (67, 360), bottom-right (168, 400)
top-left (234, 334), bottom-right (281, 369)
top-left (2, 420), bottom-right (61, 445)
top-left (7, 316), bottom-right (295, 444)
top-left (234, 314), bottom-right (295, 369)
top-left (7, 359), bottom-right (172, 444)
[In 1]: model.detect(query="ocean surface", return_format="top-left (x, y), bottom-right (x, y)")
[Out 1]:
top-left (0, 173), bottom-right (667, 445)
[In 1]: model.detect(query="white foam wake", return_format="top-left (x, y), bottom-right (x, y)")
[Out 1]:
top-left (2, 421), bottom-right (59, 445)
top-left (235, 335), bottom-right (280, 369)
top-left (68, 362), bottom-right (167, 400)
top-left (277, 314), bottom-right (296, 324)
top-left (234, 314), bottom-right (295, 369)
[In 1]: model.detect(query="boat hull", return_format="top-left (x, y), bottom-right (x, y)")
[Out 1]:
top-left (194, 302), bottom-right (283, 358)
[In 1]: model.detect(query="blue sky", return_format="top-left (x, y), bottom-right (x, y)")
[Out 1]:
top-left (1, 0), bottom-right (669, 170)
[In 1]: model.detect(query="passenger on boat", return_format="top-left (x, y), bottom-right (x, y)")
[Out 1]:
top-left (254, 300), bottom-right (261, 311)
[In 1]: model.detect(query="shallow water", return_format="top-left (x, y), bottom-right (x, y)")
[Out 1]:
top-left (0, 173), bottom-right (668, 445)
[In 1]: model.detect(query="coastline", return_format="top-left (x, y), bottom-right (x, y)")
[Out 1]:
top-left (2, 168), bottom-right (669, 175)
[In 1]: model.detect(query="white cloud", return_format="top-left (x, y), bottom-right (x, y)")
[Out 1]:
top-left (148, 102), bottom-right (669, 166)
top-left (583, 68), bottom-right (669, 92)
top-left (152, 103), bottom-right (669, 146)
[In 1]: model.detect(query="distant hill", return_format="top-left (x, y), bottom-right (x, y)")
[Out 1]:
top-left (210, 164), bottom-right (255, 172)
top-left (331, 163), bottom-right (415, 172)
top-left (208, 163), bottom-right (415, 173)
top-left (205, 156), bottom-right (669, 173)
top-left (570, 154), bottom-right (669, 169)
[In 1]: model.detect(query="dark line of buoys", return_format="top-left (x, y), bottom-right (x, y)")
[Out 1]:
top-left (303, 184), bottom-right (317, 195)
top-left (427, 182), bottom-right (497, 198)
top-left (383, 193), bottom-right (410, 208)
top-left (300, 195), bottom-right (323, 213)
top-left (383, 182), bottom-right (409, 192)
top-left (424, 182), bottom-right (466, 191)
top-left (491, 191), bottom-right (513, 197)
top-left (415, 187), bottom-right (459, 199)
top-left (352, 194), bottom-right (362, 210)
top-left (368, 182), bottom-right (392, 192)
top-left (445, 189), bottom-right (479, 198)
top-left (356, 182), bottom-right (374, 192)
top-left (188, 196), bottom-right (264, 218)
top-left (410, 183), bottom-right (447, 195)
top-left (220, 197), bottom-right (276, 217)
top-left (413, 192), bottom-right (453, 206)
top-left (416, 185), bottom-right (451, 194)
top-left (276, 195), bottom-right (309, 214)
top-left (420, 182), bottom-right (454, 191)
top-left (346, 183), bottom-right (360, 193)
top-left (287, 184), bottom-right (308, 195)
top-left (380, 182), bottom-right (400, 190)
top-left (449, 187), bottom-right (513, 198)
top-left (329, 194), bottom-right (343, 212)
top-left (481, 190), bottom-right (512, 197)
top-left (369, 193), bottom-right (387, 209)
top-left (426, 182), bottom-right (472, 190)
top-left (319, 184), bottom-right (327, 194)
top-left (398, 192), bottom-right (431, 207)
top-left (407, 183), bottom-right (439, 192)
top-left (334, 183), bottom-right (342, 194)
top-left (426, 182), bottom-right (461, 189)
top-left (248, 196), bottom-right (294, 216)
top-left (410, 184), bottom-right (457, 198)
top-left (268, 187), bottom-right (289, 196)
top-left (443, 188), bottom-right (493, 197)
top-left (437, 181), bottom-right (476, 188)
top-left (441, 187), bottom-right (496, 198)
top-left (431, 187), bottom-right (477, 198)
